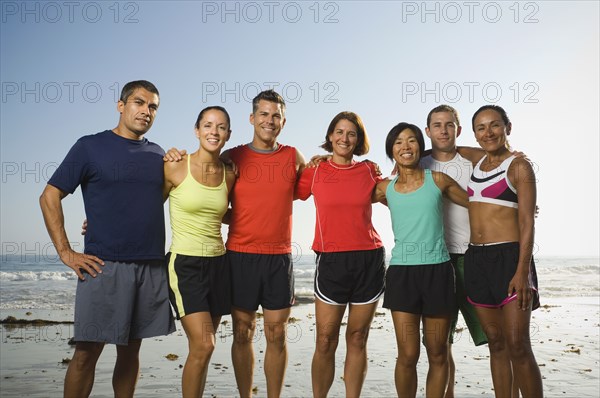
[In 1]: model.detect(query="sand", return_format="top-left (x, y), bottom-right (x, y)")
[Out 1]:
top-left (1, 297), bottom-right (598, 397)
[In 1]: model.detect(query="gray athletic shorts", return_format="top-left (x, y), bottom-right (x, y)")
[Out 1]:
top-left (74, 260), bottom-right (175, 345)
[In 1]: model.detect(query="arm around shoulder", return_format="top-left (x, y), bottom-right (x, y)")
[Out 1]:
top-left (457, 146), bottom-right (485, 164)
top-left (372, 179), bottom-right (390, 205)
top-left (433, 171), bottom-right (469, 208)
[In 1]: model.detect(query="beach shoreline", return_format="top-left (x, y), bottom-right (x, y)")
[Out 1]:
top-left (1, 296), bottom-right (599, 397)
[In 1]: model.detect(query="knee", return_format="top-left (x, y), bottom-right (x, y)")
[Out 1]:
top-left (264, 322), bottom-right (287, 347)
top-left (397, 349), bottom-right (419, 368)
top-left (71, 343), bottom-right (103, 369)
top-left (189, 339), bottom-right (216, 360)
top-left (507, 339), bottom-right (533, 362)
top-left (426, 342), bottom-right (448, 366)
top-left (486, 334), bottom-right (507, 355)
top-left (233, 320), bottom-right (256, 345)
top-left (315, 332), bottom-right (340, 355)
top-left (346, 329), bottom-right (369, 351)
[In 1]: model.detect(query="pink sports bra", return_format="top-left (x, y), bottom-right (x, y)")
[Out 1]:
top-left (468, 155), bottom-right (518, 209)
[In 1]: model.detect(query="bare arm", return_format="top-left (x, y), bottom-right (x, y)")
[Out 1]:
top-left (436, 172), bottom-right (469, 208)
top-left (163, 147), bottom-right (187, 162)
top-left (457, 146), bottom-right (485, 165)
top-left (372, 179), bottom-right (390, 205)
top-left (162, 162), bottom-right (176, 201)
top-left (39, 185), bottom-right (104, 280)
top-left (509, 158), bottom-right (537, 311)
top-left (221, 162), bottom-right (236, 225)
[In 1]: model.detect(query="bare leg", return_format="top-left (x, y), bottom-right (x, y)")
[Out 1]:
top-left (511, 361), bottom-right (520, 398)
top-left (311, 299), bottom-right (345, 398)
top-left (180, 312), bottom-right (221, 397)
top-left (422, 316), bottom-right (452, 398)
top-left (391, 311), bottom-right (421, 398)
top-left (445, 343), bottom-right (455, 398)
top-left (64, 342), bottom-right (105, 398)
top-left (343, 302), bottom-right (379, 398)
top-left (476, 307), bottom-right (513, 397)
top-left (263, 307), bottom-right (291, 398)
top-left (502, 301), bottom-right (543, 398)
top-left (231, 307), bottom-right (257, 398)
top-left (113, 339), bottom-right (142, 398)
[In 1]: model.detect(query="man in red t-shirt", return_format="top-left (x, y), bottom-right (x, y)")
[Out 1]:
top-left (223, 90), bottom-right (305, 398)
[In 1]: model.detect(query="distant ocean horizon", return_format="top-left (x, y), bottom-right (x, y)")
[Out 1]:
top-left (1, 255), bottom-right (598, 311)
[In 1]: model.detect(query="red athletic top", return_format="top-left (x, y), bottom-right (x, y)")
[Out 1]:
top-left (226, 144), bottom-right (297, 254)
top-left (296, 160), bottom-right (383, 253)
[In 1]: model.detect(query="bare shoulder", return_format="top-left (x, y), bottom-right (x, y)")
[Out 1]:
top-left (164, 154), bottom-right (186, 170)
top-left (430, 170), bottom-right (453, 188)
top-left (376, 178), bottom-right (392, 190)
top-left (509, 156), bottom-right (536, 183)
top-left (164, 154), bottom-right (187, 182)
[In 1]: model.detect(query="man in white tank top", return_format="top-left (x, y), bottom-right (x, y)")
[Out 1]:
top-left (420, 105), bottom-right (487, 398)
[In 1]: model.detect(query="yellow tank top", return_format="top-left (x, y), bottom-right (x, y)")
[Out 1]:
top-left (168, 156), bottom-right (228, 257)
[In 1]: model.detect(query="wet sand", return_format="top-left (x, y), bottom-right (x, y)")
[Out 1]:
top-left (1, 297), bottom-right (598, 397)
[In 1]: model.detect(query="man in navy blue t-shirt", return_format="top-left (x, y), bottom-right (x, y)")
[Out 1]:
top-left (40, 80), bottom-right (175, 397)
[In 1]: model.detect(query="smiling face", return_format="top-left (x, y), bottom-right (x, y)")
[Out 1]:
top-left (393, 128), bottom-right (422, 167)
top-left (116, 88), bottom-right (159, 139)
top-left (195, 109), bottom-right (230, 154)
top-left (249, 99), bottom-right (286, 149)
top-left (328, 118), bottom-right (358, 163)
top-left (426, 111), bottom-right (461, 153)
top-left (473, 108), bottom-right (511, 153)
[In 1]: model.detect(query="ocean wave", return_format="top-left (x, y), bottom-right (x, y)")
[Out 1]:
top-left (538, 264), bottom-right (599, 275)
top-left (0, 300), bottom-right (73, 310)
top-left (0, 271), bottom-right (77, 282)
top-left (294, 287), bottom-right (315, 298)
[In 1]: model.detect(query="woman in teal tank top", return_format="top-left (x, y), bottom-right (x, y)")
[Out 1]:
top-left (163, 107), bottom-right (236, 397)
top-left (373, 122), bottom-right (468, 398)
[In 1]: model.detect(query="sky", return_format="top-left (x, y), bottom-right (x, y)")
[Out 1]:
top-left (1, 0), bottom-right (599, 261)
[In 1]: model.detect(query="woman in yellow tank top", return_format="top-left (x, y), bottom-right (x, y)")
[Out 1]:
top-left (163, 106), bottom-right (236, 397)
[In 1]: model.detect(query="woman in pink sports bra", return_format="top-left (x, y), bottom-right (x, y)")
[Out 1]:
top-left (464, 105), bottom-right (543, 398)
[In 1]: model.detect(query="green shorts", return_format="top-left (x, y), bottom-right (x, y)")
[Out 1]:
top-left (449, 254), bottom-right (487, 346)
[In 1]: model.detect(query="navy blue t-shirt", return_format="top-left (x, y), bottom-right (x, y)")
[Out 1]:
top-left (48, 130), bottom-right (166, 261)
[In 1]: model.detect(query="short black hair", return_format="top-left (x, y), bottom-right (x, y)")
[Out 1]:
top-left (385, 122), bottom-right (425, 160)
top-left (119, 80), bottom-right (159, 103)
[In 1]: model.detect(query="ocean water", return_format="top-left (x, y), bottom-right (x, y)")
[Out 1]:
top-left (0, 255), bottom-right (598, 311)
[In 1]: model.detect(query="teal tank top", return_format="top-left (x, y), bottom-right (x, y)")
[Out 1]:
top-left (385, 169), bottom-right (450, 266)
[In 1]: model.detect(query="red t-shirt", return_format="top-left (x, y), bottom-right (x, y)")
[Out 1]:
top-left (226, 144), bottom-right (297, 254)
top-left (296, 160), bottom-right (383, 253)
